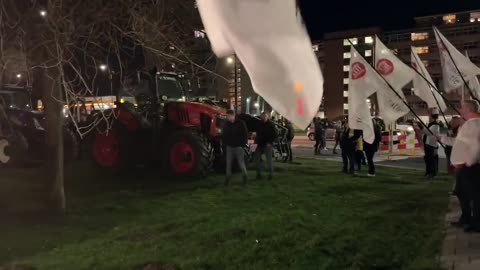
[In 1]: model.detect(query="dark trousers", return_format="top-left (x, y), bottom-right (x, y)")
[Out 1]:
top-left (365, 149), bottom-right (376, 175)
top-left (355, 150), bottom-right (366, 170)
top-left (286, 139), bottom-right (293, 162)
top-left (341, 146), bottom-right (356, 173)
top-left (424, 145), bottom-right (438, 177)
top-left (314, 138), bottom-right (322, 154)
top-left (456, 164), bottom-right (480, 224)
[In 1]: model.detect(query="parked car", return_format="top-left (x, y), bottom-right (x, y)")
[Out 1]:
top-left (307, 121), bottom-right (337, 141)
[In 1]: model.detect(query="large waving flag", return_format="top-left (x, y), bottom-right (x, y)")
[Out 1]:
top-left (434, 26), bottom-right (480, 93)
top-left (196, 0), bottom-right (324, 129)
top-left (348, 46), bottom-right (383, 144)
top-left (411, 49), bottom-right (447, 111)
top-left (374, 36), bottom-right (410, 124)
top-left (466, 52), bottom-right (480, 100)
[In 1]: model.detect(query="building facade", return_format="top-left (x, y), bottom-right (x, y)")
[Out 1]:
top-left (316, 10), bottom-right (480, 121)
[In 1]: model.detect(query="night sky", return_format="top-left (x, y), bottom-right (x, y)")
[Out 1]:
top-left (299, 0), bottom-right (480, 40)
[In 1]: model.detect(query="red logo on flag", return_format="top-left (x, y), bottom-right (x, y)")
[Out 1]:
top-left (351, 62), bottom-right (366, 80)
top-left (376, 59), bottom-right (394, 75)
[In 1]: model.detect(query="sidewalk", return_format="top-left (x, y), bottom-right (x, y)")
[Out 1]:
top-left (441, 197), bottom-right (480, 270)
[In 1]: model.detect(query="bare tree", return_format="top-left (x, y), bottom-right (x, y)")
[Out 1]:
top-left (0, 0), bottom-right (224, 212)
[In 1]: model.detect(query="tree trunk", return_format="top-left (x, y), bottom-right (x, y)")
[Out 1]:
top-left (33, 69), bottom-right (66, 213)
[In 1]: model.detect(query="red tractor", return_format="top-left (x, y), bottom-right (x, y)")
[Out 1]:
top-left (90, 71), bottom-right (227, 177)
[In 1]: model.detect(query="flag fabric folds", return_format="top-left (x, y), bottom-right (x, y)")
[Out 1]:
top-left (466, 52), bottom-right (480, 100)
top-left (374, 36), bottom-right (411, 124)
top-left (411, 49), bottom-right (447, 111)
top-left (196, 0), bottom-right (324, 129)
top-left (434, 26), bottom-right (480, 93)
top-left (347, 46), bottom-right (383, 144)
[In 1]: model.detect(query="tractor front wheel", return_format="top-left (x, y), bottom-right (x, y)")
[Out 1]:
top-left (163, 130), bottom-right (211, 178)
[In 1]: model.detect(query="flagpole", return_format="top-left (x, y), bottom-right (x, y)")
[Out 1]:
top-left (350, 40), bottom-right (446, 150)
top-left (434, 27), bottom-right (480, 103)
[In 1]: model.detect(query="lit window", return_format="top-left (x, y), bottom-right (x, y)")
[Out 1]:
top-left (471, 12), bottom-right (480, 22)
top-left (443, 14), bottom-right (456, 24)
top-left (312, 45), bottom-right (319, 51)
top-left (343, 65), bottom-right (350, 72)
top-left (343, 38), bottom-right (358, 46)
top-left (365, 36), bottom-right (373, 44)
top-left (413, 46), bottom-right (429, 54)
top-left (343, 52), bottom-right (351, 59)
top-left (422, 60), bottom-right (429, 67)
top-left (194, 30), bottom-right (206, 38)
top-left (343, 91), bottom-right (349, 97)
top-left (365, 50), bottom-right (372, 57)
top-left (343, 78), bottom-right (349, 85)
top-left (343, 103), bottom-right (349, 110)
top-left (411, 32), bottom-right (429, 41)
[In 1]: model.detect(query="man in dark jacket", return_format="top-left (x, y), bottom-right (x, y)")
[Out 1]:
top-left (314, 118), bottom-right (325, 155)
top-left (255, 112), bottom-right (278, 180)
top-left (340, 122), bottom-right (361, 175)
top-left (284, 119), bottom-right (295, 162)
top-left (223, 110), bottom-right (249, 186)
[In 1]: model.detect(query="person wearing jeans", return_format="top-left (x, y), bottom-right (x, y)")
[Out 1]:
top-left (340, 123), bottom-right (361, 175)
top-left (223, 110), bottom-right (249, 186)
top-left (255, 112), bottom-right (278, 180)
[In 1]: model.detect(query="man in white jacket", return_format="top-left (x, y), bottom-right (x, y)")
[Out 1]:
top-left (450, 100), bottom-right (480, 232)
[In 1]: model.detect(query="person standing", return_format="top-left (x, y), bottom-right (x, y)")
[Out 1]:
top-left (363, 121), bottom-right (382, 177)
top-left (284, 119), bottom-right (295, 163)
top-left (314, 118), bottom-right (325, 155)
top-left (450, 100), bottom-right (480, 232)
top-left (332, 121), bottom-right (342, 154)
top-left (340, 122), bottom-right (361, 175)
top-left (255, 112), bottom-right (278, 180)
top-left (355, 136), bottom-right (365, 171)
top-left (223, 109), bottom-right (249, 187)
top-left (422, 109), bottom-right (441, 179)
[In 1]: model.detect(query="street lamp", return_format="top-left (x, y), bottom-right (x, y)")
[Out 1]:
top-left (39, 10), bottom-right (47, 17)
top-left (226, 56), bottom-right (238, 113)
top-left (99, 64), bottom-right (108, 72)
top-left (16, 74), bottom-right (22, 79)
top-left (99, 64), bottom-right (116, 100)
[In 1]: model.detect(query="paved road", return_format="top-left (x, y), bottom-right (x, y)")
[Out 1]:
top-left (291, 136), bottom-right (447, 172)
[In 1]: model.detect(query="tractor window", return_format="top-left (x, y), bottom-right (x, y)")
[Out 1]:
top-left (156, 76), bottom-right (184, 100)
top-left (0, 91), bottom-right (31, 110)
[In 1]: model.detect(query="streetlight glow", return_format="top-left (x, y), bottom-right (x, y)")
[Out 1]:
top-left (99, 64), bottom-right (108, 71)
top-left (254, 102), bottom-right (260, 108)
top-left (39, 10), bottom-right (47, 17)
top-left (16, 74), bottom-right (22, 79)
top-left (226, 57), bottom-right (234, 64)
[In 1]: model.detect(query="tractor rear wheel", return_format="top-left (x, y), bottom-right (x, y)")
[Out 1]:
top-left (91, 123), bottom-right (133, 171)
top-left (0, 130), bottom-right (28, 167)
top-left (163, 130), bottom-right (211, 178)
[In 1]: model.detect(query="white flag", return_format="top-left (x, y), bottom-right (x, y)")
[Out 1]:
top-left (466, 52), bottom-right (480, 100)
top-left (374, 36), bottom-right (410, 124)
top-left (434, 26), bottom-right (480, 93)
top-left (196, 0), bottom-right (324, 129)
top-left (411, 49), bottom-right (447, 111)
top-left (348, 46), bottom-right (383, 144)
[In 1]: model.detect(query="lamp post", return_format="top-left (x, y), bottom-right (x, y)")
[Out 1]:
top-left (226, 56), bottom-right (238, 113)
top-left (99, 64), bottom-right (116, 101)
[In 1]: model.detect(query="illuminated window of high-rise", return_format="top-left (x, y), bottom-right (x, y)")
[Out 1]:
top-left (343, 65), bottom-right (350, 72)
top-left (365, 50), bottom-right (372, 57)
top-left (343, 78), bottom-right (349, 85)
top-left (443, 14), bottom-right (456, 24)
top-left (343, 91), bottom-right (349, 97)
top-left (365, 36), bottom-right (373, 44)
top-left (343, 38), bottom-right (358, 46)
top-left (411, 32), bottom-right (429, 41)
top-left (422, 60), bottom-right (429, 67)
top-left (343, 103), bottom-right (349, 110)
top-left (471, 12), bottom-right (480, 22)
top-left (194, 30), bottom-right (206, 38)
top-left (312, 45), bottom-right (319, 51)
top-left (343, 52), bottom-right (351, 59)
top-left (413, 46), bottom-right (429, 54)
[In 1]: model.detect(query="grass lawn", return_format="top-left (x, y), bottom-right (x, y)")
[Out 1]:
top-left (0, 159), bottom-right (450, 270)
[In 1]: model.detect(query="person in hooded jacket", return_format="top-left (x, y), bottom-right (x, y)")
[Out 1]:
top-left (363, 121), bottom-right (382, 177)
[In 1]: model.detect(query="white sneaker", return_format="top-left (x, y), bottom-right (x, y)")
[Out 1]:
top-left (367, 174), bottom-right (376, 177)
